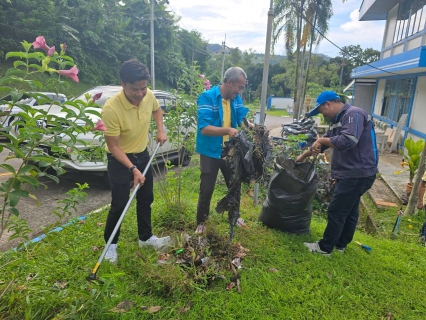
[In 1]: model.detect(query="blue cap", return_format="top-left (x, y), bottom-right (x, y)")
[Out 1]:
top-left (309, 91), bottom-right (340, 116)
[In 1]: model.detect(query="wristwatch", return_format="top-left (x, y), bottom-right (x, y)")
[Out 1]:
top-left (128, 165), bottom-right (137, 173)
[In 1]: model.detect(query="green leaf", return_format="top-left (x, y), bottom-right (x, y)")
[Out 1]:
top-left (0, 164), bottom-right (16, 174)
top-left (27, 155), bottom-right (55, 163)
top-left (18, 165), bottom-right (38, 175)
top-left (10, 189), bottom-right (29, 198)
top-left (45, 173), bottom-right (60, 184)
top-left (6, 68), bottom-right (26, 76)
top-left (28, 64), bottom-right (43, 72)
top-left (13, 61), bottom-right (27, 68)
top-left (19, 175), bottom-right (39, 188)
top-left (8, 207), bottom-right (19, 216)
top-left (9, 193), bottom-right (19, 207)
top-left (6, 52), bottom-right (28, 60)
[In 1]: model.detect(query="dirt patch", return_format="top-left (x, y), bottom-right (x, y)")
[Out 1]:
top-left (367, 177), bottom-right (401, 207)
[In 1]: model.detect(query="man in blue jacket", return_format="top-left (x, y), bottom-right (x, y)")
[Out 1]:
top-left (195, 67), bottom-right (249, 234)
top-left (296, 91), bottom-right (378, 255)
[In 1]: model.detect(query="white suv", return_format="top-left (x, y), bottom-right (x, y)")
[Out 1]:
top-left (0, 92), bottom-right (67, 129)
top-left (11, 86), bottom-right (193, 185)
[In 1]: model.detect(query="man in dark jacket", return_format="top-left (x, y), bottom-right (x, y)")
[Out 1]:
top-left (296, 91), bottom-right (379, 256)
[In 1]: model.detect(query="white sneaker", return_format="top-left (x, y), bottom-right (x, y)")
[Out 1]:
top-left (195, 224), bottom-right (206, 234)
top-left (105, 244), bottom-right (118, 264)
top-left (139, 235), bottom-right (171, 250)
top-left (303, 242), bottom-right (331, 256)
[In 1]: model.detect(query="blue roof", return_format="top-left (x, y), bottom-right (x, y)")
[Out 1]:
top-left (351, 46), bottom-right (426, 78)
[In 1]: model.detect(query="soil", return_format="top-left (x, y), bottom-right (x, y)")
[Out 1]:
top-left (367, 176), bottom-right (401, 207)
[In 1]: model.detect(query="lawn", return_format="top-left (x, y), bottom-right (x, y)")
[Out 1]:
top-left (1, 164), bottom-right (426, 319)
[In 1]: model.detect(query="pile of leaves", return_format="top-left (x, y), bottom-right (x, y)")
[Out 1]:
top-left (155, 229), bottom-right (250, 293)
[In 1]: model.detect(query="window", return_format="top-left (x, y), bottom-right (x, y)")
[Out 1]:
top-left (381, 78), bottom-right (415, 122)
top-left (393, 0), bottom-right (426, 44)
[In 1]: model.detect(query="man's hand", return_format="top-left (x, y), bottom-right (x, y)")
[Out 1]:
top-left (132, 168), bottom-right (146, 189)
top-left (296, 154), bottom-right (306, 163)
top-left (228, 127), bottom-right (238, 138)
top-left (156, 131), bottom-right (168, 146)
top-left (311, 140), bottom-right (322, 154)
top-left (417, 202), bottom-right (424, 210)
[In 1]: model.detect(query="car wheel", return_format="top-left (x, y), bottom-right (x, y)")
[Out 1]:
top-left (173, 146), bottom-right (191, 167)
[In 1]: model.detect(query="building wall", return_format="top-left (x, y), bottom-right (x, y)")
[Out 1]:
top-left (353, 85), bottom-right (375, 113)
top-left (409, 76), bottom-right (426, 136)
top-left (383, 5), bottom-right (398, 49)
top-left (373, 79), bottom-right (386, 115)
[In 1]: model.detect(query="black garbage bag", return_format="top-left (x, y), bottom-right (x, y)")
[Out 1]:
top-left (259, 156), bottom-right (318, 234)
top-left (216, 123), bottom-right (271, 237)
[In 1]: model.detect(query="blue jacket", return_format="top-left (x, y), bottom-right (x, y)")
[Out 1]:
top-left (322, 104), bottom-right (379, 179)
top-left (196, 85), bottom-right (248, 158)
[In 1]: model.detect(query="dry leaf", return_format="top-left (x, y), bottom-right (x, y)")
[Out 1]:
top-left (97, 222), bottom-right (104, 227)
top-left (178, 302), bottom-right (192, 313)
top-left (54, 280), bottom-right (67, 289)
top-left (79, 220), bottom-right (86, 224)
top-left (93, 246), bottom-right (99, 251)
top-left (140, 306), bottom-right (148, 310)
top-left (226, 282), bottom-right (236, 290)
top-left (235, 252), bottom-right (246, 258)
top-left (148, 306), bottom-right (161, 313)
top-left (26, 274), bottom-right (36, 281)
top-left (16, 285), bottom-right (27, 291)
top-left (268, 268), bottom-right (279, 273)
top-left (111, 300), bottom-right (135, 313)
top-left (326, 272), bottom-right (332, 279)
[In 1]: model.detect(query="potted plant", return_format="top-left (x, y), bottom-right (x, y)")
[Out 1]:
top-left (394, 137), bottom-right (425, 193)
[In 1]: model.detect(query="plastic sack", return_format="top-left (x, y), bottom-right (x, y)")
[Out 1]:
top-left (259, 156), bottom-right (318, 234)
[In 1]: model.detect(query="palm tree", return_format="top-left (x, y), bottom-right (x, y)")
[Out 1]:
top-left (273, 0), bottom-right (335, 119)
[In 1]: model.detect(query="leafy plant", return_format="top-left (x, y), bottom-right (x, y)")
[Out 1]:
top-left (394, 137), bottom-right (425, 185)
top-left (0, 37), bottom-right (103, 243)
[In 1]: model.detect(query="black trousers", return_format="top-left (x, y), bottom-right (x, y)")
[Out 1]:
top-left (319, 175), bottom-right (376, 253)
top-left (196, 154), bottom-right (232, 225)
top-left (104, 150), bottom-right (154, 244)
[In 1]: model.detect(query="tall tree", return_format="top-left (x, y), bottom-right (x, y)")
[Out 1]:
top-left (273, 0), bottom-right (337, 119)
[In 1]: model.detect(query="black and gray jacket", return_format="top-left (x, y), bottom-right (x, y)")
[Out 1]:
top-left (322, 104), bottom-right (379, 180)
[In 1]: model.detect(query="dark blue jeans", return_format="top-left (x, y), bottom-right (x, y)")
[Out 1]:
top-left (318, 175), bottom-right (376, 253)
top-left (104, 150), bottom-right (154, 244)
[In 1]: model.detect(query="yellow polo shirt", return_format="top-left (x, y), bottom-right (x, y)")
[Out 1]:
top-left (222, 99), bottom-right (231, 144)
top-left (102, 89), bottom-right (160, 153)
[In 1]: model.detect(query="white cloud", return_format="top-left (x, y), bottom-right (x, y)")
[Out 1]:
top-left (169, 1), bottom-right (385, 56)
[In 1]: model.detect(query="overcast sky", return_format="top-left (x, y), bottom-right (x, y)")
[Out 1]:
top-left (168, 0), bottom-right (386, 57)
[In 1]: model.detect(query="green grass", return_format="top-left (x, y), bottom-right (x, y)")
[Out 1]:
top-left (1, 164), bottom-right (426, 319)
top-left (265, 109), bottom-right (291, 117)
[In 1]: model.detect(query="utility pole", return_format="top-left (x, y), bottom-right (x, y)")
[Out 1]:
top-left (150, 0), bottom-right (155, 90)
top-left (220, 35), bottom-right (226, 81)
top-left (254, 0), bottom-right (274, 205)
top-left (339, 56), bottom-right (346, 93)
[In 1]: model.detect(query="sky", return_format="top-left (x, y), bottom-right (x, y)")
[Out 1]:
top-left (168, 0), bottom-right (386, 57)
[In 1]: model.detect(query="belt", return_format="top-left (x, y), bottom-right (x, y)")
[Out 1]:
top-left (125, 149), bottom-right (148, 157)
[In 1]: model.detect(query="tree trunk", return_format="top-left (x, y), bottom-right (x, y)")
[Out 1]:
top-left (405, 143), bottom-right (426, 215)
top-left (293, 0), bottom-right (305, 121)
top-left (296, 43), bottom-right (307, 118)
top-left (302, 10), bottom-right (318, 115)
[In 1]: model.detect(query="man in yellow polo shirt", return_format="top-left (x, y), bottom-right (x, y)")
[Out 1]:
top-left (101, 59), bottom-right (170, 263)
